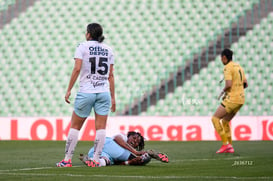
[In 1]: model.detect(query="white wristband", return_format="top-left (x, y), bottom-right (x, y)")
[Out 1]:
top-left (125, 161), bottom-right (129, 165)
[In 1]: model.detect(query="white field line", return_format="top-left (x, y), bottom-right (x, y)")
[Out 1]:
top-left (0, 166), bottom-right (82, 172)
top-left (0, 157), bottom-right (246, 172)
top-left (0, 172), bottom-right (272, 180)
top-left (0, 158), bottom-right (271, 180)
top-left (169, 156), bottom-right (245, 163)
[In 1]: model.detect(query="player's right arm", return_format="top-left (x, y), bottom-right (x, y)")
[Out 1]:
top-left (65, 43), bottom-right (84, 104)
top-left (218, 66), bottom-right (232, 100)
top-left (65, 58), bottom-right (82, 104)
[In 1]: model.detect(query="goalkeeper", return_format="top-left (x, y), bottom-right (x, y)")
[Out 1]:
top-left (212, 49), bottom-right (248, 154)
top-left (79, 131), bottom-right (168, 167)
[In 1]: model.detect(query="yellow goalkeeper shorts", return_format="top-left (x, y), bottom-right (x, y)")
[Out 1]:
top-left (221, 99), bottom-right (243, 114)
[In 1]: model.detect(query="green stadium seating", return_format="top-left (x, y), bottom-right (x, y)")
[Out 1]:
top-left (0, 0), bottom-right (16, 11)
top-left (0, 0), bottom-right (264, 116)
top-left (143, 12), bottom-right (273, 116)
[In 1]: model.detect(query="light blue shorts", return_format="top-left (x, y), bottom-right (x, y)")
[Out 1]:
top-left (74, 92), bottom-right (111, 118)
top-left (88, 137), bottom-right (131, 165)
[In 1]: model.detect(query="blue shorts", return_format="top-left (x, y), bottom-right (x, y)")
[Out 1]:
top-left (74, 92), bottom-right (111, 118)
top-left (88, 137), bottom-right (131, 165)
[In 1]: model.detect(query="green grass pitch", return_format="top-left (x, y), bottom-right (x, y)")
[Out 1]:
top-left (0, 141), bottom-right (272, 181)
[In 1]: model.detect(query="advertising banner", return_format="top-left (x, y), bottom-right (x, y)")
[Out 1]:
top-left (0, 116), bottom-right (272, 141)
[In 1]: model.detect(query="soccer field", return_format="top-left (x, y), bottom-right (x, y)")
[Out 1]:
top-left (0, 141), bottom-right (272, 181)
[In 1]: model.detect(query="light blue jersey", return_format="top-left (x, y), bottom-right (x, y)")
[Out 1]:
top-left (88, 137), bottom-right (131, 165)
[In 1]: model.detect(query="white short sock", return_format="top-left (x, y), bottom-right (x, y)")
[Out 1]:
top-left (99, 158), bottom-right (106, 167)
top-left (92, 129), bottom-right (106, 162)
top-left (64, 128), bottom-right (79, 161)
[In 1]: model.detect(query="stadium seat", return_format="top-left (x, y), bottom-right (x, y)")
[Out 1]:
top-left (0, 0), bottom-right (266, 116)
top-left (145, 12), bottom-right (273, 116)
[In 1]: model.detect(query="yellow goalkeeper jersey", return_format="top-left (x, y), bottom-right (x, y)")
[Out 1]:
top-left (223, 61), bottom-right (246, 104)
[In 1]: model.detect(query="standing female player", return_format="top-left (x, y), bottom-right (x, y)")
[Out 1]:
top-left (56, 23), bottom-right (116, 167)
top-left (212, 49), bottom-right (248, 153)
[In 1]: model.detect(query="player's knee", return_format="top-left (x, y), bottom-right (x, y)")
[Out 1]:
top-left (222, 119), bottom-right (229, 125)
top-left (211, 116), bottom-right (224, 134)
top-left (222, 119), bottom-right (230, 129)
top-left (211, 116), bottom-right (219, 127)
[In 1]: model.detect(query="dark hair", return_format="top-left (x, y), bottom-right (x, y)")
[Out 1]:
top-left (221, 48), bottom-right (233, 61)
top-left (87, 23), bottom-right (105, 43)
top-left (127, 131), bottom-right (145, 151)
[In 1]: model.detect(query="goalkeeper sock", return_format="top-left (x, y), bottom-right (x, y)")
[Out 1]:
top-left (64, 128), bottom-right (79, 161)
top-left (222, 119), bottom-right (232, 144)
top-left (211, 116), bottom-right (228, 145)
top-left (92, 129), bottom-right (106, 162)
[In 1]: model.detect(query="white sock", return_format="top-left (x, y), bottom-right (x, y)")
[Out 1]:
top-left (64, 128), bottom-right (79, 161)
top-left (92, 129), bottom-right (106, 162)
top-left (99, 158), bottom-right (106, 167)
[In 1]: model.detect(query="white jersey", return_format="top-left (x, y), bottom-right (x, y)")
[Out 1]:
top-left (74, 40), bottom-right (114, 93)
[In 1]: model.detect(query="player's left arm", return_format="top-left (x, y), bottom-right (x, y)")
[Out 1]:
top-left (108, 64), bottom-right (116, 112)
top-left (223, 80), bottom-right (232, 92)
top-left (218, 67), bottom-right (232, 100)
top-left (223, 66), bottom-right (232, 92)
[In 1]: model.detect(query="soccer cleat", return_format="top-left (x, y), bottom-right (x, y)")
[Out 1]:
top-left (147, 150), bottom-right (169, 163)
top-left (225, 144), bottom-right (235, 153)
top-left (79, 154), bottom-right (100, 167)
top-left (216, 144), bottom-right (228, 153)
top-left (56, 159), bottom-right (72, 167)
top-left (85, 159), bottom-right (100, 167)
top-left (157, 153), bottom-right (169, 163)
top-left (216, 144), bottom-right (234, 153)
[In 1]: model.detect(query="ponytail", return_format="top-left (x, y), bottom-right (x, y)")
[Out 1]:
top-left (97, 35), bottom-right (105, 43)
